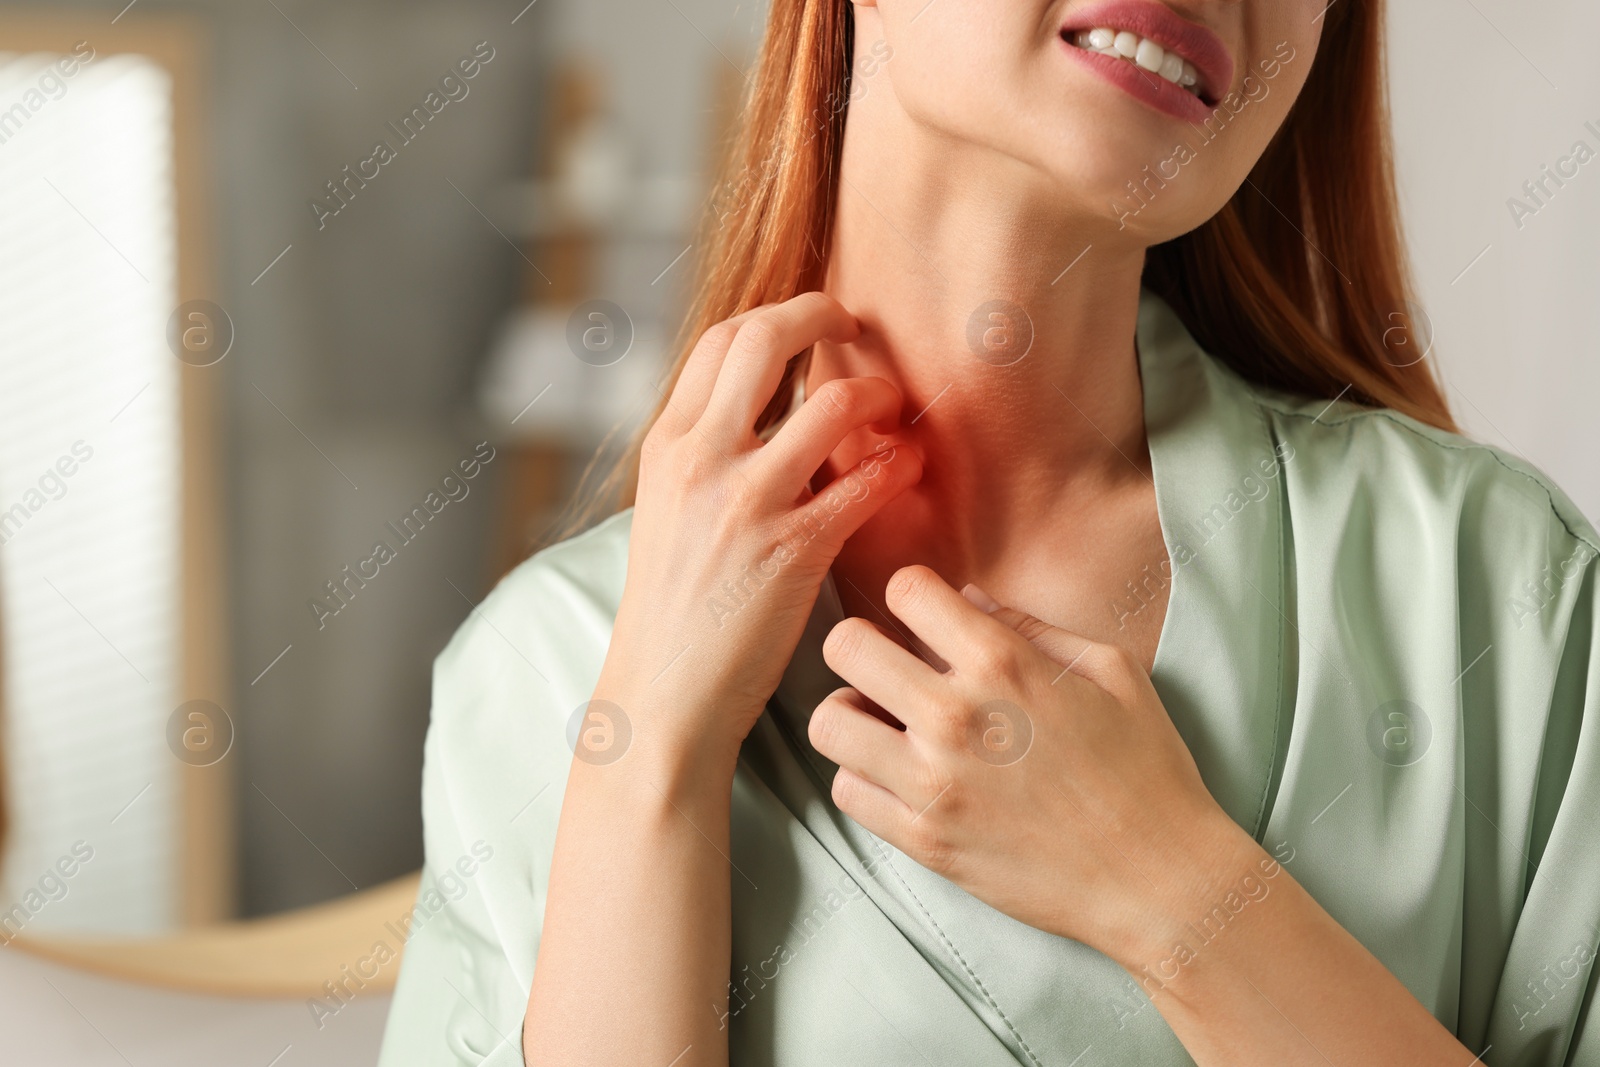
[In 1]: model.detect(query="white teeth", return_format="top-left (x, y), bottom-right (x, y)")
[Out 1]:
top-left (1069, 25), bottom-right (1206, 99)
top-left (1134, 39), bottom-right (1165, 73)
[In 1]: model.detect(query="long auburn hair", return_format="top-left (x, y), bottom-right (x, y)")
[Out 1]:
top-left (560, 0), bottom-right (1452, 532)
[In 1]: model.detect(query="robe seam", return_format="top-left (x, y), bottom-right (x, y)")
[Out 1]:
top-left (865, 835), bottom-right (1044, 1067)
top-left (757, 697), bottom-right (1036, 1063)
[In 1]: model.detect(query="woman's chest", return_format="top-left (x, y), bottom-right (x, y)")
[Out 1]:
top-left (828, 493), bottom-right (1172, 673)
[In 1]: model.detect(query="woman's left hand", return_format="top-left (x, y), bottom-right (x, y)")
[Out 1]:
top-left (810, 565), bottom-right (1261, 967)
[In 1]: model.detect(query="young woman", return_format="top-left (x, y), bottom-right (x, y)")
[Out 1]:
top-left (381, 1), bottom-right (1600, 1064)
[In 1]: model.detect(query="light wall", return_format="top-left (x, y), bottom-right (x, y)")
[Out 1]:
top-left (1389, 0), bottom-right (1600, 521)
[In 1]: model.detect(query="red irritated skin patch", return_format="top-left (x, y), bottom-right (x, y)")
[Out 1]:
top-left (1058, 0), bottom-right (1236, 124)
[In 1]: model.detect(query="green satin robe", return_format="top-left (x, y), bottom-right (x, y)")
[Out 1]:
top-left (379, 293), bottom-right (1600, 1066)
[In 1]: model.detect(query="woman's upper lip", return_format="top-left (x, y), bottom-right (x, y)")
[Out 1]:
top-left (1059, 0), bottom-right (1235, 105)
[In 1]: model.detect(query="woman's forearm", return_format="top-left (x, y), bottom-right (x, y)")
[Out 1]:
top-left (523, 736), bottom-right (738, 1067)
top-left (521, 294), bottom-right (919, 1065)
top-left (1125, 820), bottom-right (1473, 1067)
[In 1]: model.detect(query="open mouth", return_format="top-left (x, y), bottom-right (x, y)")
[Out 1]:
top-left (1063, 28), bottom-right (1206, 101)
top-left (1057, 1), bottom-right (1235, 118)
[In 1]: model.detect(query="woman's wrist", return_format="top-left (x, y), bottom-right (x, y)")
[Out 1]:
top-left (583, 673), bottom-right (747, 801)
top-left (1101, 805), bottom-right (1272, 979)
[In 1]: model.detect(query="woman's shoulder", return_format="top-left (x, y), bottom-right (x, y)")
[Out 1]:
top-left (1246, 382), bottom-right (1599, 563)
top-left (454, 506), bottom-right (631, 637)
top-left (430, 508), bottom-right (633, 734)
top-left (497, 504), bottom-right (634, 606)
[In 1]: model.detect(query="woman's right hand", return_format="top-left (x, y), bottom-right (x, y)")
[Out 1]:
top-left (591, 291), bottom-right (923, 781)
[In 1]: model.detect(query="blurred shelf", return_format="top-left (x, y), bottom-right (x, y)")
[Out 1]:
top-left (13, 872), bottom-right (421, 998)
top-left (477, 304), bottom-right (665, 447)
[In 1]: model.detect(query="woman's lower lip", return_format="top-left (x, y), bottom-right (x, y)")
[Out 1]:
top-left (1059, 38), bottom-right (1214, 125)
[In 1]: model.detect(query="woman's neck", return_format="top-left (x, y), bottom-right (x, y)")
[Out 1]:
top-left (810, 96), bottom-right (1155, 567)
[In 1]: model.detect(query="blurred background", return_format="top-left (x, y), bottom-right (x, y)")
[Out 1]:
top-left (0, 0), bottom-right (1596, 1062)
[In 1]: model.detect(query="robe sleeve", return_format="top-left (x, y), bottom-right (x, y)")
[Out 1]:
top-left (1468, 480), bottom-right (1600, 1066)
top-left (374, 710), bottom-right (530, 1067)
top-left (377, 513), bottom-right (630, 1067)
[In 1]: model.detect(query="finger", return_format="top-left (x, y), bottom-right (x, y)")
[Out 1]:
top-left (812, 424), bottom-right (902, 492)
top-left (821, 617), bottom-right (942, 730)
top-left (702, 293), bottom-right (860, 444)
top-left (790, 441), bottom-right (922, 554)
top-left (979, 601), bottom-right (1094, 675)
top-left (829, 766), bottom-right (916, 844)
top-left (757, 376), bottom-right (903, 490)
top-left (808, 687), bottom-right (920, 796)
top-left (974, 590), bottom-right (1141, 693)
top-left (659, 304), bottom-right (774, 432)
top-left (884, 566), bottom-right (1034, 678)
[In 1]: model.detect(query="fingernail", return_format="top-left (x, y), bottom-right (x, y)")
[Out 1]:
top-left (961, 583), bottom-right (1002, 613)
